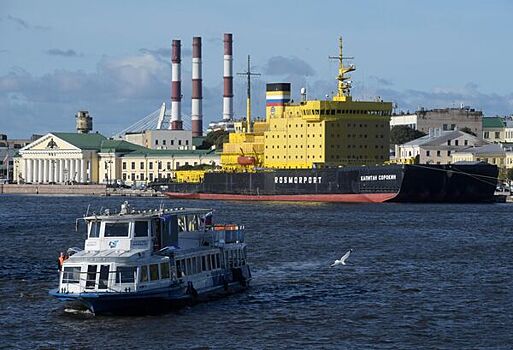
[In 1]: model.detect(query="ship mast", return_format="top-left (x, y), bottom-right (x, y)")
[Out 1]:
top-left (329, 36), bottom-right (355, 100)
top-left (237, 55), bottom-right (260, 133)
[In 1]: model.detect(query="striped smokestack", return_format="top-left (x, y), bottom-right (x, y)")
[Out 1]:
top-left (191, 36), bottom-right (203, 137)
top-left (170, 39), bottom-right (183, 130)
top-left (223, 33), bottom-right (233, 121)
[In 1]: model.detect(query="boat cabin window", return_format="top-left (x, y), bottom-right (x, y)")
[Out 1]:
top-left (139, 265), bottom-right (149, 282)
top-left (134, 221), bottom-right (149, 237)
top-left (62, 266), bottom-right (81, 284)
top-left (160, 262), bottom-right (170, 279)
top-left (104, 222), bottom-right (130, 237)
top-left (116, 266), bottom-right (136, 283)
top-left (149, 264), bottom-right (159, 281)
top-left (88, 221), bottom-right (100, 238)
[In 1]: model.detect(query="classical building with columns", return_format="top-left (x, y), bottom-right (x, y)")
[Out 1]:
top-left (15, 132), bottom-right (107, 184)
top-left (14, 132), bottom-right (220, 185)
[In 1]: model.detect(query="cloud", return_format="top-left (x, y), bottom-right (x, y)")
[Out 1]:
top-left (365, 84), bottom-right (513, 116)
top-left (6, 15), bottom-right (50, 31)
top-left (262, 56), bottom-right (316, 77)
top-left (369, 75), bottom-right (393, 86)
top-left (139, 47), bottom-right (192, 61)
top-left (45, 49), bottom-right (83, 57)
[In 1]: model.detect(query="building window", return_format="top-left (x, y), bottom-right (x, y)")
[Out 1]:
top-left (163, 140), bottom-right (167, 145)
top-left (176, 162), bottom-right (180, 168)
top-left (171, 140), bottom-right (174, 145)
top-left (155, 139), bottom-right (159, 145)
top-left (131, 173), bottom-right (135, 181)
top-left (178, 140), bottom-right (182, 146)
top-left (495, 132), bottom-right (500, 139)
top-left (149, 173), bottom-right (153, 181)
top-left (158, 162), bottom-right (162, 170)
top-left (437, 150), bottom-right (441, 157)
top-left (484, 132), bottom-right (489, 138)
top-left (426, 151), bottom-right (430, 157)
top-left (140, 162), bottom-right (144, 170)
top-left (447, 150), bottom-right (451, 156)
top-left (140, 173), bottom-right (144, 180)
top-left (455, 140), bottom-right (459, 146)
top-left (464, 140), bottom-right (468, 146)
top-left (131, 162), bottom-right (135, 170)
top-left (186, 140), bottom-right (189, 145)
top-left (149, 162), bottom-right (153, 170)
top-left (167, 162), bottom-right (171, 170)
top-left (447, 140), bottom-right (451, 146)
top-left (122, 162), bottom-right (126, 170)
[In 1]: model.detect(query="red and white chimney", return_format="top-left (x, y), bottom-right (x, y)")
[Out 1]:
top-left (170, 39), bottom-right (183, 130)
top-left (223, 33), bottom-right (233, 121)
top-left (191, 36), bottom-right (203, 137)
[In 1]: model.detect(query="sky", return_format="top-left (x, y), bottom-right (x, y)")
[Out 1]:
top-left (1, 0), bottom-right (512, 138)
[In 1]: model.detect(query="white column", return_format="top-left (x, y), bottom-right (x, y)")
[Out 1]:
top-left (26, 159), bottom-right (33, 183)
top-left (54, 160), bottom-right (60, 184)
top-left (49, 160), bottom-right (54, 183)
top-left (59, 159), bottom-right (64, 183)
top-left (32, 159), bottom-right (38, 183)
top-left (69, 159), bottom-right (75, 183)
top-left (37, 159), bottom-right (43, 183)
top-left (80, 158), bottom-right (86, 183)
top-left (22, 159), bottom-right (28, 183)
top-left (42, 160), bottom-right (48, 183)
top-left (75, 159), bottom-right (81, 183)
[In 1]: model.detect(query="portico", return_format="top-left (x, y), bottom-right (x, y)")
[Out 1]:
top-left (16, 132), bottom-right (105, 184)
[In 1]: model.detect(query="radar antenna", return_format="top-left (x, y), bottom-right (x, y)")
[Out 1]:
top-left (329, 36), bottom-right (355, 99)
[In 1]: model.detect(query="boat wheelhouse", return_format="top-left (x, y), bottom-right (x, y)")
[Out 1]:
top-left (50, 201), bottom-right (251, 314)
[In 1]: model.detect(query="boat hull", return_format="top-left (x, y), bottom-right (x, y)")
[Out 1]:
top-left (50, 279), bottom-right (250, 315)
top-left (162, 163), bottom-right (498, 203)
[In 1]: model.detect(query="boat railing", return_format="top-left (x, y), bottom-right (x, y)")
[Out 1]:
top-left (204, 224), bottom-right (245, 246)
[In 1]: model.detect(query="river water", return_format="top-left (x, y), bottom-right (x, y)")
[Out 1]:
top-left (1, 195), bottom-right (512, 349)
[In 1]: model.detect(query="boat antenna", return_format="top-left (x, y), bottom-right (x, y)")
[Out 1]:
top-left (237, 55), bottom-right (260, 133)
top-left (328, 36), bottom-right (355, 99)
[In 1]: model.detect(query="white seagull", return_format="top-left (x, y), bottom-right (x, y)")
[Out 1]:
top-left (330, 249), bottom-right (353, 267)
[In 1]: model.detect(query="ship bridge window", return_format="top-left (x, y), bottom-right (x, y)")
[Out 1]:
top-left (160, 262), bottom-right (170, 279)
top-left (139, 265), bottom-right (149, 282)
top-left (149, 264), bottom-right (159, 281)
top-left (134, 221), bottom-right (149, 237)
top-left (62, 266), bottom-right (81, 284)
top-left (104, 222), bottom-right (129, 237)
top-left (116, 266), bottom-right (136, 283)
top-left (88, 221), bottom-right (100, 238)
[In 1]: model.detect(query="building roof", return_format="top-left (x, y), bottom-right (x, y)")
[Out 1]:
top-left (52, 132), bottom-right (107, 150)
top-left (100, 139), bottom-right (146, 153)
top-left (403, 130), bottom-right (476, 147)
top-left (453, 143), bottom-right (506, 156)
top-left (482, 117), bottom-right (504, 128)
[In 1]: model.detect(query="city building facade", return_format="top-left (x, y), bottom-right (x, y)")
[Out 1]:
top-left (395, 130), bottom-right (486, 164)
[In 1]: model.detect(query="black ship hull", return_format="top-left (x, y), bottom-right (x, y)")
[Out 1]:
top-left (163, 163), bottom-right (498, 203)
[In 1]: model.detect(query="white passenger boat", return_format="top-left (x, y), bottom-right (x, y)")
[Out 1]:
top-left (49, 201), bottom-right (251, 315)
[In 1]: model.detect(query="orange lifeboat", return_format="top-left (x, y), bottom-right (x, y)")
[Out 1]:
top-left (237, 156), bottom-right (255, 166)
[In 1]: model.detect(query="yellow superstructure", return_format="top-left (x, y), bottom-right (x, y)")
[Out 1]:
top-left (221, 37), bottom-right (393, 171)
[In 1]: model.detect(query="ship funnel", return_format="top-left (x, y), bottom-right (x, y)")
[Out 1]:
top-left (223, 33), bottom-right (234, 121)
top-left (191, 36), bottom-right (203, 137)
top-left (170, 39), bottom-right (183, 130)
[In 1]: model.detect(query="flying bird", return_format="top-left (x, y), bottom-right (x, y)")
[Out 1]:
top-left (330, 249), bottom-right (352, 267)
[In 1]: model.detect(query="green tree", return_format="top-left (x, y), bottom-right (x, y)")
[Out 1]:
top-left (460, 127), bottom-right (477, 136)
top-left (390, 125), bottom-right (426, 145)
top-left (198, 130), bottom-right (230, 150)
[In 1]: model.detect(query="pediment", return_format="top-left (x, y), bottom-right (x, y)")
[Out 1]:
top-left (20, 133), bottom-right (82, 152)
